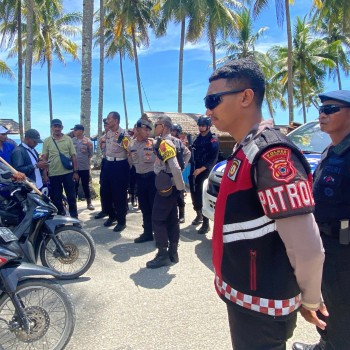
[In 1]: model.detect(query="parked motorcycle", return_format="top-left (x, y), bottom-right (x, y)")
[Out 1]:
top-left (0, 226), bottom-right (76, 349)
top-left (0, 182), bottom-right (96, 280)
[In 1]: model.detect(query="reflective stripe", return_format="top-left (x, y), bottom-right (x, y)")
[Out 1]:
top-left (215, 275), bottom-right (301, 316)
top-left (223, 215), bottom-right (276, 243)
top-left (106, 156), bottom-right (127, 161)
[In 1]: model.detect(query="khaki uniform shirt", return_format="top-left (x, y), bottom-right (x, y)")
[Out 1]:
top-left (128, 138), bottom-right (155, 174)
top-left (72, 136), bottom-right (93, 171)
top-left (105, 127), bottom-right (129, 159)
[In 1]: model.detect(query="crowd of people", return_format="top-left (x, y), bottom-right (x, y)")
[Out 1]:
top-left (1, 57), bottom-right (350, 349)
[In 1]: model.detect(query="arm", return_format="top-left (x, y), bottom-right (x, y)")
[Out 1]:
top-left (182, 143), bottom-right (191, 169)
top-left (167, 156), bottom-right (185, 191)
top-left (11, 148), bottom-right (35, 176)
top-left (202, 137), bottom-right (219, 171)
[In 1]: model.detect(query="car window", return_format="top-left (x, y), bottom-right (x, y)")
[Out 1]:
top-left (287, 121), bottom-right (331, 154)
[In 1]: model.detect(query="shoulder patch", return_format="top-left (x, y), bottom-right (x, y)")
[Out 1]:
top-left (159, 140), bottom-right (176, 162)
top-left (227, 159), bottom-right (241, 181)
top-left (122, 137), bottom-right (129, 150)
top-left (261, 147), bottom-right (296, 182)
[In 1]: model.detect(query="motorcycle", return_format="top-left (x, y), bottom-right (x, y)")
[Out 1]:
top-left (0, 182), bottom-right (96, 280)
top-left (0, 226), bottom-right (76, 349)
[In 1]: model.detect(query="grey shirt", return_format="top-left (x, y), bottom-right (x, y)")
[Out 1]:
top-left (105, 127), bottom-right (129, 159)
top-left (154, 134), bottom-right (185, 191)
top-left (128, 138), bottom-right (156, 174)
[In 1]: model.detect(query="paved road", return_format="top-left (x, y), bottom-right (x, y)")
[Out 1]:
top-left (62, 197), bottom-right (320, 350)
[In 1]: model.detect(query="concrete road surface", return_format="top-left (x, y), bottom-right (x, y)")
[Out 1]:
top-left (62, 196), bottom-right (321, 350)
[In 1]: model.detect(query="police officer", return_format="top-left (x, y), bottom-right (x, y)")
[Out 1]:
top-left (71, 124), bottom-right (94, 210)
top-left (171, 123), bottom-right (191, 224)
top-left (146, 116), bottom-right (185, 269)
top-left (189, 116), bottom-right (219, 234)
top-left (128, 119), bottom-right (156, 243)
top-left (293, 90), bottom-right (350, 350)
top-left (95, 118), bottom-right (109, 219)
top-left (100, 111), bottom-right (130, 232)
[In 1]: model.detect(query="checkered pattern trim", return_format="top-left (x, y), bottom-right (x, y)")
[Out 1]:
top-left (215, 275), bottom-right (301, 316)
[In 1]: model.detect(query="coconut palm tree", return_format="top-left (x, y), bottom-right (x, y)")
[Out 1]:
top-left (80, 0), bottom-right (94, 136)
top-left (271, 16), bottom-right (336, 123)
top-left (156, 0), bottom-right (204, 113)
top-left (26, 4), bottom-right (81, 123)
top-left (107, 0), bottom-right (157, 115)
top-left (252, 0), bottom-right (323, 123)
top-left (0, 59), bottom-right (14, 79)
top-left (216, 7), bottom-right (268, 64)
top-left (97, 0), bottom-right (104, 137)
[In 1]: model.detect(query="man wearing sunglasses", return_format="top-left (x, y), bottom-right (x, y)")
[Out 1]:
top-left (206, 58), bottom-right (325, 349)
top-left (293, 90), bottom-right (350, 350)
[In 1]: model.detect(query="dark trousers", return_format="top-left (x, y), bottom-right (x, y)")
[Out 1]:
top-left (76, 169), bottom-right (91, 200)
top-left (136, 172), bottom-right (156, 236)
top-left (177, 190), bottom-right (185, 209)
top-left (129, 165), bottom-right (137, 197)
top-left (100, 159), bottom-right (129, 225)
top-left (49, 172), bottom-right (78, 217)
top-left (152, 188), bottom-right (180, 247)
top-left (189, 169), bottom-right (209, 211)
top-left (99, 158), bottom-right (108, 213)
top-left (316, 234), bottom-right (350, 350)
top-left (226, 303), bottom-right (297, 350)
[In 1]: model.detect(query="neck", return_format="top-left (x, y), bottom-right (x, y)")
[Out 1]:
top-left (77, 134), bottom-right (84, 139)
top-left (229, 111), bottom-right (262, 144)
top-left (110, 125), bottom-right (119, 132)
top-left (330, 129), bottom-right (350, 146)
top-left (200, 129), bottom-right (210, 137)
top-left (53, 133), bottom-right (63, 139)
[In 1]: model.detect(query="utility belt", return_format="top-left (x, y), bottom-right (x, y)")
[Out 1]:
top-left (317, 220), bottom-right (350, 245)
top-left (105, 156), bottom-right (127, 162)
top-left (136, 171), bottom-right (155, 178)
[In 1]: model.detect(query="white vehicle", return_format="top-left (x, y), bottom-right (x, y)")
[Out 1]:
top-left (202, 121), bottom-right (331, 221)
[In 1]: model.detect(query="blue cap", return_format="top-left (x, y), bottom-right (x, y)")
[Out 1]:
top-left (318, 90), bottom-right (350, 105)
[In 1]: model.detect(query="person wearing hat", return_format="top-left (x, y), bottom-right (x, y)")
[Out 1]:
top-left (71, 124), bottom-right (94, 210)
top-left (293, 90), bottom-right (350, 350)
top-left (128, 118), bottom-right (156, 243)
top-left (11, 129), bottom-right (48, 189)
top-left (0, 125), bottom-right (16, 164)
top-left (146, 115), bottom-right (185, 269)
top-left (42, 119), bottom-right (79, 218)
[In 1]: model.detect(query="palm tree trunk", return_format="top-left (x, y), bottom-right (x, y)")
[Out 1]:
top-left (97, 0), bottom-right (104, 137)
top-left (119, 52), bottom-right (128, 129)
top-left (178, 19), bottom-right (185, 113)
top-left (300, 84), bottom-right (307, 124)
top-left (132, 27), bottom-right (144, 115)
top-left (24, 0), bottom-right (34, 130)
top-left (285, 0), bottom-right (294, 124)
top-left (336, 62), bottom-right (342, 90)
top-left (80, 0), bottom-right (94, 137)
top-left (210, 31), bottom-right (216, 71)
top-left (17, 0), bottom-right (23, 138)
top-left (47, 60), bottom-right (53, 123)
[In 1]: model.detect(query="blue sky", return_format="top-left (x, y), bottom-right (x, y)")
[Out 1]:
top-left (0, 0), bottom-right (349, 138)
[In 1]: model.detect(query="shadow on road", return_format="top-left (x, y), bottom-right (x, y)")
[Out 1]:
top-left (130, 266), bottom-right (176, 289)
top-left (109, 242), bottom-right (155, 263)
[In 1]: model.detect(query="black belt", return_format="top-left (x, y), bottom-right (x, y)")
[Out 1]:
top-left (136, 171), bottom-right (155, 178)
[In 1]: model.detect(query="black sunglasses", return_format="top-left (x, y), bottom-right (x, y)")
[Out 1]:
top-left (318, 104), bottom-right (350, 115)
top-left (204, 88), bottom-right (247, 110)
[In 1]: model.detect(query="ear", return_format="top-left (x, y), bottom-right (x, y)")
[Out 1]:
top-left (241, 89), bottom-right (255, 107)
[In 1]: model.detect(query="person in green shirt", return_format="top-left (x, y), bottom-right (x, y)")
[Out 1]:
top-left (42, 119), bottom-right (79, 218)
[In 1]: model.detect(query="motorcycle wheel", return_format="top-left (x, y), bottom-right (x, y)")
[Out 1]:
top-left (40, 226), bottom-right (96, 280)
top-left (0, 278), bottom-right (75, 350)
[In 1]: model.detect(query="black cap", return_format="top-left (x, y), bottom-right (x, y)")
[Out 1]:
top-left (51, 118), bottom-right (63, 126)
top-left (24, 129), bottom-right (43, 143)
top-left (136, 119), bottom-right (152, 130)
top-left (71, 124), bottom-right (84, 131)
top-left (155, 172), bottom-right (173, 197)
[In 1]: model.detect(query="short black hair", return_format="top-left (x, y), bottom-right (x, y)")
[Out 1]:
top-left (108, 111), bottom-right (120, 122)
top-left (209, 58), bottom-right (265, 108)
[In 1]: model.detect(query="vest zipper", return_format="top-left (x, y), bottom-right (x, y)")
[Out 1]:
top-left (250, 250), bottom-right (257, 291)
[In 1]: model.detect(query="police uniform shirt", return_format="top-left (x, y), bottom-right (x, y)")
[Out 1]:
top-left (72, 136), bottom-right (93, 171)
top-left (154, 134), bottom-right (185, 191)
top-left (105, 127), bottom-right (129, 159)
top-left (98, 134), bottom-right (107, 158)
top-left (128, 138), bottom-right (155, 174)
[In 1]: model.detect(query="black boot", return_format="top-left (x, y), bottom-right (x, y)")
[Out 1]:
top-left (292, 340), bottom-right (326, 350)
top-left (134, 233), bottom-right (153, 243)
top-left (179, 207), bottom-right (185, 224)
top-left (87, 199), bottom-right (95, 210)
top-left (146, 247), bottom-right (171, 269)
top-left (168, 243), bottom-right (179, 263)
top-left (192, 210), bottom-right (203, 225)
top-left (198, 216), bottom-right (210, 234)
top-left (131, 194), bottom-right (138, 208)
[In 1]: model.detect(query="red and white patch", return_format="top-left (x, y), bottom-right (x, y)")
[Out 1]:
top-left (227, 159), bottom-right (241, 181)
top-left (262, 147), bottom-right (296, 182)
